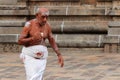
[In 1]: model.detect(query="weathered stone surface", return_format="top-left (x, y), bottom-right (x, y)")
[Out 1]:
top-left (55, 34), bottom-right (103, 47)
top-left (97, 0), bottom-right (112, 2)
top-left (30, 7), bottom-right (66, 15)
top-left (0, 34), bottom-right (18, 43)
top-left (68, 8), bottom-right (105, 15)
top-left (81, 0), bottom-right (96, 5)
top-left (30, 0), bottom-right (79, 1)
top-left (103, 35), bottom-right (119, 43)
top-left (0, 5), bottom-right (27, 10)
top-left (104, 44), bottom-right (110, 53)
top-left (0, 20), bottom-right (25, 27)
top-left (0, 0), bottom-right (17, 5)
top-left (49, 21), bottom-right (108, 33)
top-left (0, 34), bottom-right (105, 47)
top-left (0, 21), bottom-right (108, 34)
top-left (108, 28), bottom-right (120, 36)
top-left (0, 27), bottom-right (22, 34)
top-left (0, 10), bottom-right (28, 15)
top-left (108, 10), bottom-right (120, 15)
top-left (108, 21), bottom-right (120, 28)
top-left (111, 43), bottom-right (118, 53)
top-left (96, 2), bottom-right (112, 8)
top-left (30, 7), bottom-right (105, 16)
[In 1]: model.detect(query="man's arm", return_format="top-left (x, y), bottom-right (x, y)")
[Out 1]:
top-left (47, 24), bottom-right (64, 67)
top-left (18, 22), bottom-right (33, 46)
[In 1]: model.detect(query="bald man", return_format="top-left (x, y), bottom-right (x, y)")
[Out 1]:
top-left (18, 8), bottom-right (64, 80)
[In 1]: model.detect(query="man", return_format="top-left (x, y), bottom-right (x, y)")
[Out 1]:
top-left (18, 8), bottom-right (64, 80)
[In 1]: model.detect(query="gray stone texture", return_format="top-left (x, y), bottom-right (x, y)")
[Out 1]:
top-left (0, 10), bottom-right (29, 15)
top-left (30, 0), bottom-right (79, 1)
top-left (0, 0), bottom-right (17, 5)
top-left (97, 0), bottom-right (112, 1)
top-left (0, 20), bottom-right (25, 27)
top-left (108, 28), bottom-right (120, 36)
top-left (0, 0), bottom-right (120, 53)
top-left (108, 21), bottom-right (120, 28)
top-left (0, 34), bottom-right (18, 43)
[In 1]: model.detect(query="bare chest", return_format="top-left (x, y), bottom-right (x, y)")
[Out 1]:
top-left (29, 23), bottom-right (48, 38)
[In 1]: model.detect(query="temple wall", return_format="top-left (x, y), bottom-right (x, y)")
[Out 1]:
top-left (0, 0), bottom-right (120, 53)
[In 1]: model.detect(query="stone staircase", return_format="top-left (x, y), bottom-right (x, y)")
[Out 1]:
top-left (0, 0), bottom-right (120, 53)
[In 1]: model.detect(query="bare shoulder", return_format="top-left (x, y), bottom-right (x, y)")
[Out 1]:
top-left (24, 19), bottom-right (35, 28)
top-left (46, 22), bottom-right (51, 27)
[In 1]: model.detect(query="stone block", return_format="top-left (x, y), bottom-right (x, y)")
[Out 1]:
top-left (96, 2), bottom-right (112, 8)
top-left (0, 34), bottom-right (18, 43)
top-left (108, 28), bottom-right (120, 36)
top-left (0, 27), bottom-right (22, 34)
top-left (0, 10), bottom-right (29, 15)
top-left (108, 10), bottom-right (120, 16)
top-left (81, 0), bottom-right (96, 5)
top-left (0, 0), bottom-right (17, 5)
top-left (0, 5), bottom-right (27, 10)
top-left (0, 34), bottom-right (104, 48)
top-left (0, 20), bottom-right (25, 27)
top-left (49, 21), bottom-right (62, 33)
top-left (56, 34), bottom-right (103, 47)
top-left (49, 21), bottom-right (108, 33)
top-left (104, 43), bottom-right (118, 53)
top-left (0, 43), bottom-right (22, 52)
top-left (108, 21), bottom-right (120, 28)
top-left (111, 43), bottom-right (118, 53)
top-left (97, 0), bottom-right (112, 2)
top-left (30, 6), bottom-right (105, 16)
top-left (30, 0), bottom-right (79, 1)
top-left (49, 7), bottom-right (66, 15)
top-left (103, 35), bottom-right (119, 44)
top-left (104, 44), bottom-right (110, 53)
top-left (30, 6), bottom-right (66, 15)
top-left (68, 8), bottom-right (105, 15)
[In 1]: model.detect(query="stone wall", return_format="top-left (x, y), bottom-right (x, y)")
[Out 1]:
top-left (0, 0), bottom-right (120, 53)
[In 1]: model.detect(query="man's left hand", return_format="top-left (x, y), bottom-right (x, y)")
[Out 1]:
top-left (58, 55), bottom-right (64, 67)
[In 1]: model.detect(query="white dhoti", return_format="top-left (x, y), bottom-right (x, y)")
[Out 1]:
top-left (20, 45), bottom-right (48, 80)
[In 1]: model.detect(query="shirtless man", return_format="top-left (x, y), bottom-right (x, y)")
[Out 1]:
top-left (18, 8), bottom-right (64, 80)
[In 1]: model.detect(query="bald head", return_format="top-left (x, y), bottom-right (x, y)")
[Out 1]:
top-left (36, 8), bottom-right (49, 16)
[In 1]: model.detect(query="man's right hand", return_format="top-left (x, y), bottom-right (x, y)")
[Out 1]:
top-left (28, 32), bottom-right (42, 45)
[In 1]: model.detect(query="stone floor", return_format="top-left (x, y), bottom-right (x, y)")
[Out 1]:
top-left (0, 52), bottom-right (120, 80)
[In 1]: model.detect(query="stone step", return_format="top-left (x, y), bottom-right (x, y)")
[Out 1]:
top-left (0, 34), bottom-right (119, 47)
top-left (0, 27), bottom-right (22, 34)
top-left (97, 0), bottom-right (112, 2)
top-left (0, 10), bottom-right (28, 15)
top-left (107, 10), bottom-right (120, 16)
top-left (108, 28), bottom-right (120, 36)
top-left (0, 0), bottom-right (17, 5)
top-left (48, 48), bottom-right (104, 55)
top-left (29, 0), bottom-right (79, 1)
top-left (0, 6), bottom-right (119, 16)
top-left (50, 21), bottom-right (108, 33)
top-left (0, 5), bottom-right (27, 10)
top-left (108, 21), bottom-right (120, 28)
top-left (30, 6), bottom-right (106, 16)
top-left (30, 6), bottom-right (120, 16)
top-left (0, 20), bottom-right (25, 27)
top-left (0, 21), bottom-right (108, 34)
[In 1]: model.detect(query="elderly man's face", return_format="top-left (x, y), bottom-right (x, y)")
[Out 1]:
top-left (36, 11), bottom-right (49, 26)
